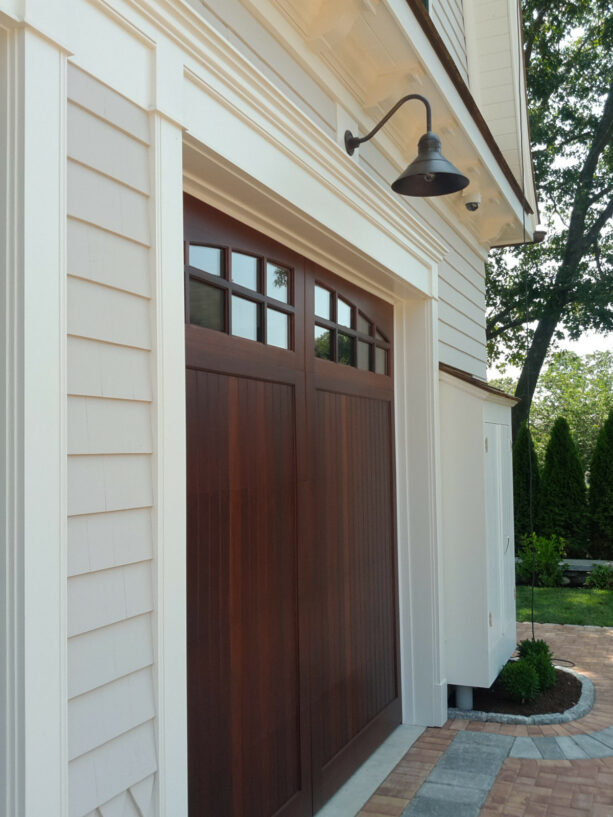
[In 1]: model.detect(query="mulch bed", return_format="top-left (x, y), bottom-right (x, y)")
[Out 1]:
top-left (469, 668), bottom-right (582, 716)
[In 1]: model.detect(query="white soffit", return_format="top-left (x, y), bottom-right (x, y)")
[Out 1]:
top-left (238, 0), bottom-right (536, 246)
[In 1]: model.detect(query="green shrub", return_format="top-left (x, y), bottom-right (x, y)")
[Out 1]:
top-left (537, 417), bottom-right (588, 557)
top-left (499, 659), bottom-right (540, 703)
top-left (517, 638), bottom-right (556, 691)
top-left (513, 421), bottom-right (541, 545)
top-left (530, 652), bottom-right (557, 691)
top-left (517, 638), bottom-right (551, 661)
top-left (585, 564), bottom-right (613, 590)
top-left (515, 533), bottom-right (567, 587)
top-left (589, 409), bottom-right (613, 558)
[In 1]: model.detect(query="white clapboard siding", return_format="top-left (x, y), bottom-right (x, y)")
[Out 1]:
top-left (67, 62), bottom-right (156, 816)
top-left (68, 615), bottom-right (154, 699)
top-left (68, 161), bottom-right (150, 246)
top-left (68, 219), bottom-right (151, 297)
top-left (67, 562), bottom-right (153, 638)
top-left (68, 397), bottom-right (152, 456)
top-left (68, 277), bottom-right (151, 351)
top-left (431, 0), bottom-right (468, 82)
top-left (439, 319), bottom-right (488, 368)
top-left (438, 279), bottom-right (485, 327)
top-left (67, 454), bottom-right (153, 517)
top-left (68, 508), bottom-right (153, 578)
top-left (68, 103), bottom-right (150, 194)
top-left (68, 337), bottom-right (152, 402)
top-left (67, 64), bottom-right (150, 144)
top-left (68, 668), bottom-right (155, 760)
top-left (68, 722), bottom-right (157, 817)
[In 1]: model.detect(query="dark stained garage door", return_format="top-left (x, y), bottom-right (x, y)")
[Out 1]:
top-left (185, 195), bottom-right (400, 817)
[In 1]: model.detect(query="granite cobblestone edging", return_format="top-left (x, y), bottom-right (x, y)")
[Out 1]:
top-left (447, 666), bottom-right (594, 725)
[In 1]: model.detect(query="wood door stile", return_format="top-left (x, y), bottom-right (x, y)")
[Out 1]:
top-left (185, 196), bottom-right (401, 817)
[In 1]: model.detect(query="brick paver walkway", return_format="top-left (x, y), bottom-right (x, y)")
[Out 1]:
top-left (357, 622), bottom-right (613, 816)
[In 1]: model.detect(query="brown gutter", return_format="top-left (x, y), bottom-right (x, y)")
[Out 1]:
top-left (439, 362), bottom-right (520, 404)
top-left (405, 0), bottom-right (534, 215)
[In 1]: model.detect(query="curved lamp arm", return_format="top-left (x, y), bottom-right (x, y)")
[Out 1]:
top-left (344, 94), bottom-right (432, 155)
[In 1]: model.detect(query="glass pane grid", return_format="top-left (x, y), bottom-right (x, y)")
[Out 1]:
top-left (312, 285), bottom-right (390, 375)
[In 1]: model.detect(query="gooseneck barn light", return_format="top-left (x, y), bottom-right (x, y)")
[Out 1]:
top-left (344, 94), bottom-right (469, 197)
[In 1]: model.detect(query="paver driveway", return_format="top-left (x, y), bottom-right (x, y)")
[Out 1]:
top-left (356, 622), bottom-right (613, 817)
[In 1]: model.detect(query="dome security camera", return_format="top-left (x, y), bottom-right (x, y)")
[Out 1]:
top-left (464, 192), bottom-right (482, 212)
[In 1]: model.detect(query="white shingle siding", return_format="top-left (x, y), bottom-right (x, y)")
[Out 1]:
top-left (66, 63), bottom-right (157, 816)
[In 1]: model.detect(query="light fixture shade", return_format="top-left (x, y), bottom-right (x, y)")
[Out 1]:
top-left (392, 132), bottom-right (469, 197)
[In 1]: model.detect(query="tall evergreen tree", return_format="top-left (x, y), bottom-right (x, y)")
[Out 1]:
top-left (589, 409), bottom-right (613, 558)
top-left (537, 417), bottom-right (587, 557)
top-left (513, 421), bottom-right (540, 546)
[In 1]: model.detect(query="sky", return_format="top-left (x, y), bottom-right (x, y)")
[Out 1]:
top-left (487, 330), bottom-right (613, 380)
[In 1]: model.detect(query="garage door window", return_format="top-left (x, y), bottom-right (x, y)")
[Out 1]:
top-left (187, 243), bottom-right (294, 349)
top-left (314, 282), bottom-right (390, 374)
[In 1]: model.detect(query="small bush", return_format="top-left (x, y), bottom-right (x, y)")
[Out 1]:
top-left (499, 659), bottom-right (540, 703)
top-left (530, 652), bottom-right (557, 691)
top-left (517, 639), bottom-right (556, 691)
top-left (517, 638), bottom-right (551, 661)
top-left (515, 533), bottom-right (567, 587)
top-left (585, 564), bottom-right (613, 590)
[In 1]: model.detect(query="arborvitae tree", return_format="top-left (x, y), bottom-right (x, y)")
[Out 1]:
top-left (513, 421), bottom-right (540, 546)
top-left (589, 409), bottom-right (613, 558)
top-left (537, 417), bottom-right (587, 557)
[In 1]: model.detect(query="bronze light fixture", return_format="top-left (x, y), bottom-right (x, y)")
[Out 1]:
top-left (344, 94), bottom-right (469, 197)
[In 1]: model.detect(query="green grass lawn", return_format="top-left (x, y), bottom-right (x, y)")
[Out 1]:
top-left (516, 585), bottom-right (613, 627)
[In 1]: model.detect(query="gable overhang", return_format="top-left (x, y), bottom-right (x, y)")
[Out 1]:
top-left (239, 0), bottom-right (538, 248)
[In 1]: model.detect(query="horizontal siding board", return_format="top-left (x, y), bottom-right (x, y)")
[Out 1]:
top-left (67, 562), bottom-right (154, 637)
top-left (68, 508), bottom-right (153, 578)
top-left (68, 396), bottom-right (152, 455)
top-left (67, 217), bottom-right (150, 298)
top-left (67, 63), bottom-right (150, 144)
top-left (438, 279), bottom-right (486, 325)
top-left (68, 667), bottom-right (155, 760)
top-left (68, 102), bottom-right (150, 194)
top-left (68, 277), bottom-right (151, 350)
top-left (68, 160), bottom-right (150, 246)
top-left (67, 454), bottom-right (153, 516)
top-left (439, 320), bottom-right (488, 363)
top-left (68, 721), bottom-right (157, 817)
top-left (68, 337), bottom-right (152, 401)
top-left (438, 300), bottom-right (486, 342)
top-left (68, 614), bottom-right (153, 699)
top-left (439, 342), bottom-right (487, 378)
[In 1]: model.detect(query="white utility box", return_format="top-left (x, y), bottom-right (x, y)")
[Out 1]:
top-left (439, 368), bottom-right (517, 690)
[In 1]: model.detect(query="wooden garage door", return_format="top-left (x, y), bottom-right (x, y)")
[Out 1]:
top-left (185, 196), bottom-right (400, 817)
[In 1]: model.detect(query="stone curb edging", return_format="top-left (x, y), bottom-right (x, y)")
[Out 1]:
top-left (447, 666), bottom-right (594, 724)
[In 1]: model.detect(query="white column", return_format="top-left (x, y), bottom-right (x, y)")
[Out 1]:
top-left (395, 295), bottom-right (447, 727)
top-left (0, 21), bottom-right (68, 817)
top-left (150, 110), bottom-right (188, 817)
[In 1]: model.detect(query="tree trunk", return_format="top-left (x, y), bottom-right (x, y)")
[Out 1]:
top-left (512, 310), bottom-right (561, 440)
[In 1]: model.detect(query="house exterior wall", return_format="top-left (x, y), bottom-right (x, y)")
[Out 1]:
top-left (1, 0), bottom-right (534, 815)
top-left (66, 65), bottom-right (158, 817)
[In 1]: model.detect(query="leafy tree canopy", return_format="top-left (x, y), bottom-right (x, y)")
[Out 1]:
top-left (491, 350), bottom-right (613, 472)
top-left (487, 0), bottom-right (613, 435)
